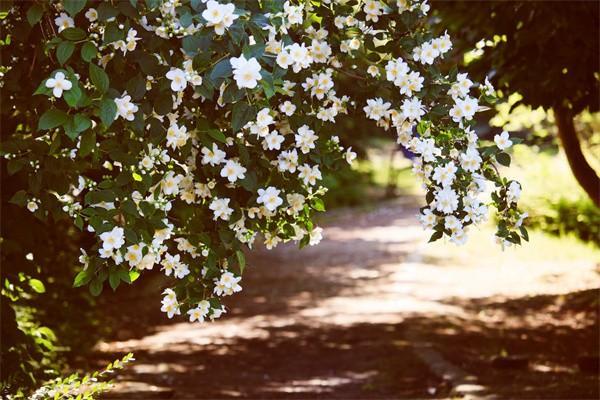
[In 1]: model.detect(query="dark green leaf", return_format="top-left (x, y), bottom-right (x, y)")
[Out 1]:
top-left (56, 41), bottom-right (75, 65)
top-left (495, 152), bottom-right (511, 167)
top-left (100, 98), bottom-right (117, 127)
top-left (208, 129), bottom-right (227, 143)
top-left (236, 250), bottom-right (246, 274)
top-left (97, 2), bottom-right (119, 21)
top-left (210, 59), bottom-right (233, 81)
top-left (62, 27), bottom-right (87, 41)
top-left (428, 230), bottom-right (444, 242)
top-left (89, 278), bottom-right (103, 296)
top-left (231, 102), bottom-right (256, 133)
top-left (79, 130), bottom-right (96, 156)
top-left (89, 63), bottom-right (109, 93)
top-left (26, 3), bottom-right (43, 26)
top-left (63, 0), bottom-right (87, 16)
top-left (38, 109), bottom-right (68, 130)
top-left (109, 271), bottom-right (121, 290)
top-left (63, 81), bottom-right (82, 108)
top-left (81, 41), bottom-right (97, 62)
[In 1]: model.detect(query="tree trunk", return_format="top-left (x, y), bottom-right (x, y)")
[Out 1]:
top-left (553, 107), bottom-right (600, 207)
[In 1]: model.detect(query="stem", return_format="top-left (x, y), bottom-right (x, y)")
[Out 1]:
top-left (554, 106), bottom-right (600, 206)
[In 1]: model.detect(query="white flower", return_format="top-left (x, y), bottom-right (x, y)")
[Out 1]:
top-left (220, 159), bottom-right (246, 183)
top-left (286, 193), bottom-right (305, 215)
top-left (456, 96), bottom-right (478, 121)
top-left (309, 227), bottom-right (323, 246)
top-left (27, 200), bottom-right (38, 213)
top-left (166, 123), bottom-right (189, 149)
top-left (494, 131), bottom-right (513, 150)
top-left (367, 65), bottom-right (379, 77)
top-left (460, 147), bottom-right (482, 172)
top-left (161, 171), bottom-right (182, 196)
top-left (364, 98), bottom-right (391, 120)
top-left (54, 12), bottom-right (74, 32)
top-left (174, 262), bottom-right (190, 279)
top-left (230, 55), bottom-right (262, 89)
top-left (294, 124), bottom-right (317, 154)
top-left (85, 8), bottom-right (98, 22)
top-left (344, 147), bottom-right (357, 164)
top-left (257, 186), bottom-right (283, 211)
top-left (279, 101), bottom-right (296, 116)
top-left (297, 164), bottom-right (322, 186)
top-left (45, 72), bottom-right (72, 98)
top-left (214, 271), bottom-right (242, 296)
top-left (166, 68), bottom-right (188, 92)
top-left (124, 244), bottom-right (144, 267)
top-left (210, 197), bottom-right (233, 220)
top-left (100, 227), bottom-right (125, 251)
top-left (114, 94), bottom-right (138, 121)
top-left (201, 143), bottom-right (226, 166)
top-left (263, 131), bottom-right (284, 150)
top-left (506, 181), bottom-right (521, 204)
top-left (419, 208), bottom-right (437, 229)
top-left (187, 300), bottom-right (211, 322)
top-left (435, 187), bottom-right (459, 214)
top-left (161, 301), bottom-right (180, 319)
top-left (202, 0), bottom-right (238, 35)
top-left (432, 162), bottom-right (457, 187)
top-left (256, 108), bottom-right (274, 127)
top-left (276, 50), bottom-right (293, 69)
top-left (278, 149), bottom-right (298, 173)
top-left (401, 97), bottom-right (425, 121)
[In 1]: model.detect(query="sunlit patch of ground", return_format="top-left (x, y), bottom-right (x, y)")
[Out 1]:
top-left (95, 199), bottom-right (599, 399)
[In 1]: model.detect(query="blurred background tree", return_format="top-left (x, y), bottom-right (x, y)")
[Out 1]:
top-left (433, 0), bottom-right (599, 206)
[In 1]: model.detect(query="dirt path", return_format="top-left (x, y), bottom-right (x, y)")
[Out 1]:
top-left (94, 199), bottom-right (600, 399)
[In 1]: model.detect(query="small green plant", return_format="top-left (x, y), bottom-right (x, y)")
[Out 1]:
top-left (28, 353), bottom-right (134, 400)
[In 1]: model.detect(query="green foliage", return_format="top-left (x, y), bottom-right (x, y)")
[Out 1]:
top-left (434, 1), bottom-right (599, 113)
top-left (29, 353), bottom-right (134, 400)
top-left (527, 197), bottom-right (600, 247)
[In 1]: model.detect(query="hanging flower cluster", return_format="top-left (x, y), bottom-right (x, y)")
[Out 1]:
top-left (2, 0), bottom-right (527, 323)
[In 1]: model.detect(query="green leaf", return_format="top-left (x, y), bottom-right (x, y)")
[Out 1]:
top-left (63, 0), bottom-right (87, 16)
top-left (154, 93), bottom-right (172, 115)
top-left (89, 63), bottom-right (109, 93)
top-left (63, 81), bottom-right (82, 108)
top-left (56, 41), bottom-right (75, 65)
top-left (128, 270), bottom-right (140, 283)
top-left (38, 109), bottom-right (68, 130)
top-left (7, 159), bottom-right (25, 175)
top-left (75, 114), bottom-right (91, 136)
top-left (109, 270), bottom-right (121, 291)
top-left (33, 79), bottom-right (52, 96)
top-left (208, 129), bottom-right (227, 143)
top-left (81, 41), bottom-right (97, 62)
top-left (98, 2), bottom-right (119, 21)
top-left (231, 103), bottom-right (256, 133)
top-left (73, 269), bottom-right (93, 287)
top-left (236, 250), bottom-right (246, 274)
top-left (210, 59), bottom-right (233, 82)
top-left (26, 3), bottom-right (44, 26)
top-left (29, 278), bottom-right (46, 294)
top-left (89, 278), bottom-right (103, 296)
top-left (311, 198), bottom-right (326, 212)
top-left (9, 190), bottom-right (27, 206)
top-left (99, 98), bottom-right (117, 126)
top-left (125, 75), bottom-right (146, 100)
top-left (62, 27), bottom-right (87, 41)
top-left (495, 152), bottom-right (511, 167)
top-left (428, 230), bottom-right (444, 243)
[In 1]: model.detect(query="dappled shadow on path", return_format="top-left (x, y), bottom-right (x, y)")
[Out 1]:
top-left (93, 199), bottom-right (600, 399)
